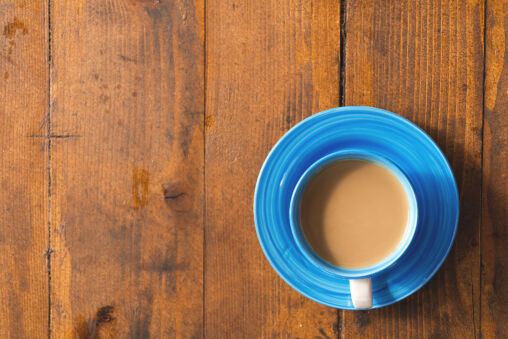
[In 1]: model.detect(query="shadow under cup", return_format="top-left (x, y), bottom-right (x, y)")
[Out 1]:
top-left (289, 150), bottom-right (418, 308)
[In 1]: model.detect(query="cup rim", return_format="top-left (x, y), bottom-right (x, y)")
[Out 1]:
top-left (289, 149), bottom-right (419, 279)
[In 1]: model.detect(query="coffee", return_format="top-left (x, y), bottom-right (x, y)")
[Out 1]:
top-left (299, 159), bottom-right (409, 269)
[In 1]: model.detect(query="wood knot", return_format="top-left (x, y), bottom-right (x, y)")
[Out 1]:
top-left (73, 306), bottom-right (117, 339)
top-left (96, 305), bottom-right (115, 325)
top-left (162, 183), bottom-right (188, 211)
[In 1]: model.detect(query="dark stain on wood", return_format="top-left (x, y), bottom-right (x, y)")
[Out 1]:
top-left (428, 332), bottom-right (448, 339)
top-left (108, 224), bottom-right (128, 241)
top-left (3, 17), bottom-right (28, 38)
top-left (144, 7), bottom-right (162, 21)
top-left (134, 0), bottom-right (166, 21)
top-left (488, 290), bottom-right (496, 315)
top-left (178, 122), bottom-right (194, 157)
top-left (190, 324), bottom-right (204, 339)
top-left (132, 167), bottom-right (149, 209)
top-left (5, 37), bottom-right (15, 62)
top-left (132, 320), bottom-right (151, 339)
top-left (128, 291), bottom-right (153, 338)
top-left (143, 251), bottom-right (188, 275)
top-left (74, 315), bottom-right (91, 338)
top-left (319, 328), bottom-right (331, 339)
top-left (3, 72), bottom-right (8, 80)
top-left (165, 129), bottom-right (174, 142)
top-left (354, 311), bottom-right (370, 330)
top-left (117, 54), bottom-right (136, 63)
top-left (284, 99), bottom-right (294, 128)
top-left (8, 291), bottom-right (25, 338)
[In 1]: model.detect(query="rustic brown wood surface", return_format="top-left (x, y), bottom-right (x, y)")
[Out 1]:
top-left (205, 0), bottom-right (340, 338)
top-left (0, 1), bottom-right (49, 338)
top-left (482, 1), bottom-right (508, 338)
top-left (0, 0), bottom-right (507, 338)
top-left (49, 0), bottom-right (204, 337)
top-left (342, 0), bottom-right (484, 338)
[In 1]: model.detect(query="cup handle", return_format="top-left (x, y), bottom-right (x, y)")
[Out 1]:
top-left (349, 278), bottom-right (372, 309)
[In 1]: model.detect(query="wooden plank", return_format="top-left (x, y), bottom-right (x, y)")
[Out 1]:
top-left (0, 0), bottom-right (49, 338)
top-left (481, 0), bottom-right (508, 338)
top-left (205, 0), bottom-right (340, 337)
top-left (49, 0), bottom-right (204, 337)
top-left (342, 0), bottom-right (483, 337)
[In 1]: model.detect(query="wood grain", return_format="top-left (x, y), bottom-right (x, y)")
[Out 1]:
top-left (205, 0), bottom-right (340, 337)
top-left (1, 0), bottom-right (505, 337)
top-left (481, 1), bottom-right (508, 338)
top-left (49, 0), bottom-right (204, 337)
top-left (342, 0), bottom-right (483, 337)
top-left (0, 1), bottom-right (49, 338)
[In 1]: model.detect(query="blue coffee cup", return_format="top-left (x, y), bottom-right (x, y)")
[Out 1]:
top-left (289, 150), bottom-right (418, 309)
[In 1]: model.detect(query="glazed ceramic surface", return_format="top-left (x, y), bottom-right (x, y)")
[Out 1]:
top-left (253, 106), bottom-right (459, 309)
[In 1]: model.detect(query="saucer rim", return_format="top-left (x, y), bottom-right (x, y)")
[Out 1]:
top-left (253, 106), bottom-right (460, 309)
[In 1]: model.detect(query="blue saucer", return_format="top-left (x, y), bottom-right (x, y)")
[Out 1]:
top-left (253, 106), bottom-right (459, 309)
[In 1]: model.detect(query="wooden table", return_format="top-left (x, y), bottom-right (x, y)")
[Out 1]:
top-left (0, 0), bottom-right (506, 338)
